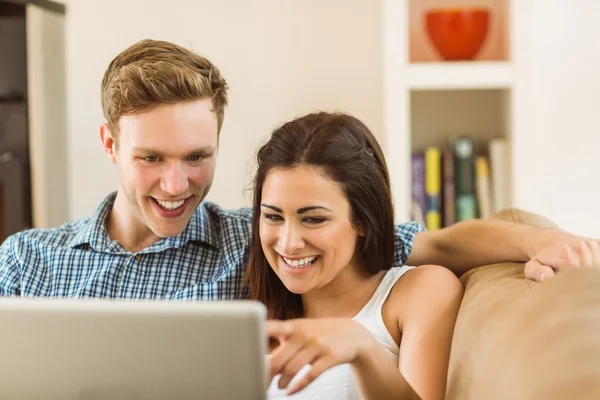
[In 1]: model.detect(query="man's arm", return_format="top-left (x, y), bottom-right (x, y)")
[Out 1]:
top-left (405, 218), bottom-right (600, 280)
top-left (392, 222), bottom-right (426, 268)
top-left (0, 236), bottom-right (22, 296)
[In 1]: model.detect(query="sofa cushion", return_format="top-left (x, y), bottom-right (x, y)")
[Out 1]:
top-left (445, 209), bottom-right (559, 399)
top-left (467, 268), bottom-right (600, 399)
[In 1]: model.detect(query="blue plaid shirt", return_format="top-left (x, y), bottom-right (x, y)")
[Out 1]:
top-left (0, 192), bottom-right (424, 299)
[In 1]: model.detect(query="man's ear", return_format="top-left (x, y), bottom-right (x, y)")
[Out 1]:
top-left (100, 123), bottom-right (117, 164)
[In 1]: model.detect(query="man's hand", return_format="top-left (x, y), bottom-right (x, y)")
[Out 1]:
top-left (525, 233), bottom-right (600, 281)
top-left (405, 217), bottom-right (600, 280)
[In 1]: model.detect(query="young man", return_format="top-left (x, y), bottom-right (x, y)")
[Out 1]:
top-left (0, 39), bottom-right (597, 297)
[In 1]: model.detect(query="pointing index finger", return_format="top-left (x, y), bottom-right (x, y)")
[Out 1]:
top-left (266, 320), bottom-right (294, 338)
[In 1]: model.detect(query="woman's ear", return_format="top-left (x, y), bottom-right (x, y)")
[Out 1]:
top-left (355, 223), bottom-right (366, 237)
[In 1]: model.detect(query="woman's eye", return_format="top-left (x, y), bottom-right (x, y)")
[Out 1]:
top-left (304, 217), bottom-right (326, 224)
top-left (264, 213), bottom-right (283, 222)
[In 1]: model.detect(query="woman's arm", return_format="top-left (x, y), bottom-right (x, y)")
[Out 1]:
top-left (350, 338), bottom-right (421, 400)
top-left (267, 319), bottom-right (420, 399)
top-left (267, 265), bottom-right (463, 399)
top-left (391, 265), bottom-right (464, 400)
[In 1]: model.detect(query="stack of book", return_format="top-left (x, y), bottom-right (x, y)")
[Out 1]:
top-left (411, 136), bottom-right (510, 230)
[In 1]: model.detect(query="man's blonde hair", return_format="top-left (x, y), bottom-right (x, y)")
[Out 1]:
top-left (101, 39), bottom-right (228, 142)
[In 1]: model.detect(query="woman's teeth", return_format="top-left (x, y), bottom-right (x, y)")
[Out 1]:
top-left (283, 256), bottom-right (318, 268)
top-left (156, 199), bottom-right (185, 210)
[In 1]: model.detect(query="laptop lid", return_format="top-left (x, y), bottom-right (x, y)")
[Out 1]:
top-left (0, 298), bottom-right (267, 400)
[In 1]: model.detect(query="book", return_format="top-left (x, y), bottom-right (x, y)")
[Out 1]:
top-left (453, 137), bottom-right (477, 222)
top-left (425, 147), bottom-right (442, 230)
top-left (411, 152), bottom-right (426, 221)
top-left (489, 138), bottom-right (510, 212)
top-left (442, 144), bottom-right (456, 227)
top-left (475, 156), bottom-right (493, 219)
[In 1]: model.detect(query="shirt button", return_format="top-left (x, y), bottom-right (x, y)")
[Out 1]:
top-left (135, 254), bottom-right (142, 262)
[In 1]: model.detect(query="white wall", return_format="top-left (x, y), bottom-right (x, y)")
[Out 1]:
top-left (64, 0), bottom-right (600, 238)
top-left (65, 0), bottom-right (383, 219)
top-left (512, 0), bottom-right (600, 237)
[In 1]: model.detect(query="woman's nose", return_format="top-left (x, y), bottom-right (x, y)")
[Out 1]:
top-left (278, 222), bottom-right (304, 254)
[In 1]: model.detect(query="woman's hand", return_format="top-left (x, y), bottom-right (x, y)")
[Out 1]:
top-left (267, 318), bottom-right (375, 395)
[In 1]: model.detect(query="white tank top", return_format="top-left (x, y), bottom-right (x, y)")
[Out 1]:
top-left (267, 265), bottom-right (414, 399)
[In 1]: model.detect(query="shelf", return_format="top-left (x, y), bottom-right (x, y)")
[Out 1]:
top-left (406, 61), bottom-right (514, 90)
top-left (410, 89), bottom-right (509, 152)
top-left (409, 88), bottom-right (512, 230)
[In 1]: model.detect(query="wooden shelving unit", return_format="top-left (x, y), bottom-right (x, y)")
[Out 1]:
top-left (0, 0), bottom-right (67, 242)
top-left (382, 0), bottom-right (514, 226)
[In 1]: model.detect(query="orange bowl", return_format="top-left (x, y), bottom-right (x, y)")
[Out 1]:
top-left (425, 8), bottom-right (490, 61)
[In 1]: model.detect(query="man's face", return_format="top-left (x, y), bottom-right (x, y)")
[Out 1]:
top-left (109, 99), bottom-right (218, 239)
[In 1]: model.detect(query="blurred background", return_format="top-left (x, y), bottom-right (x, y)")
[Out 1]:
top-left (1, 0), bottom-right (599, 244)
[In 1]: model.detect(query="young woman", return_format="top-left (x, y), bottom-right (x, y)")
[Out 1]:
top-left (246, 112), bottom-right (464, 400)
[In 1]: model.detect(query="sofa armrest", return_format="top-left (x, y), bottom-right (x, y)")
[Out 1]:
top-left (446, 209), bottom-right (600, 399)
top-left (446, 209), bottom-right (556, 399)
top-left (466, 267), bottom-right (600, 399)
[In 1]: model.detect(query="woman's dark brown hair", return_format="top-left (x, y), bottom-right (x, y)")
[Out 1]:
top-left (245, 111), bottom-right (395, 320)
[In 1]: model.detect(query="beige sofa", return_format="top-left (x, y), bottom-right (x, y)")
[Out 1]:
top-left (446, 209), bottom-right (600, 400)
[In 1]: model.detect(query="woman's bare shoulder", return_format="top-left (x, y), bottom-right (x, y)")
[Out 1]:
top-left (385, 265), bottom-right (464, 329)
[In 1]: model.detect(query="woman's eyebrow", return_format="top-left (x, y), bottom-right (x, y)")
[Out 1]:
top-left (260, 205), bottom-right (331, 214)
top-left (261, 204), bottom-right (282, 212)
top-left (297, 206), bottom-right (330, 214)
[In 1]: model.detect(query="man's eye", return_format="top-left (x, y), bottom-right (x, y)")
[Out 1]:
top-left (188, 154), bottom-right (204, 162)
top-left (144, 156), bottom-right (159, 163)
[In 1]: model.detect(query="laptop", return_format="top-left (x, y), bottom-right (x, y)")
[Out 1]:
top-left (0, 297), bottom-right (267, 400)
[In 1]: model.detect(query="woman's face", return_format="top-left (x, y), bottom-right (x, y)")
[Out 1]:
top-left (259, 165), bottom-right (363, 295)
